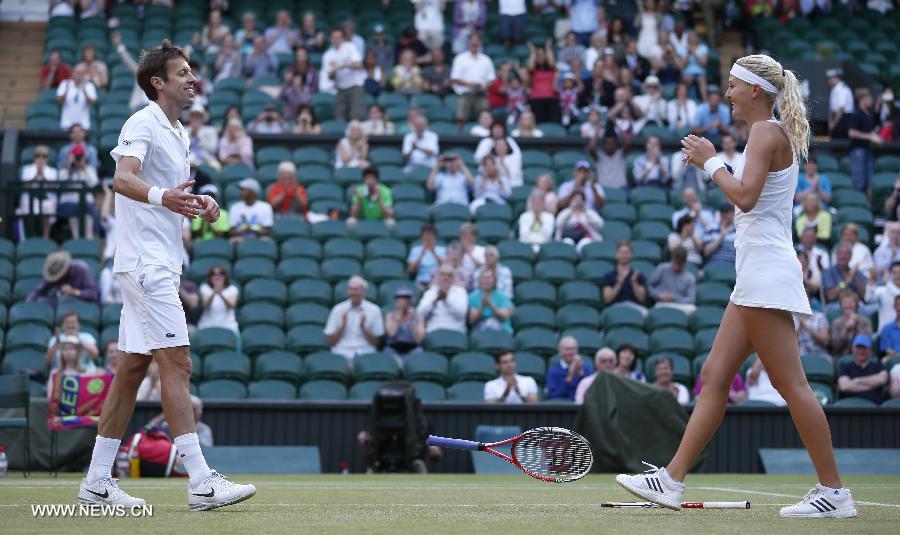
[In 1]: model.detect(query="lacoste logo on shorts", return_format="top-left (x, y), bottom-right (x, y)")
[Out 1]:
top-left (122, 140), bottom-right (131, 146)
top-left (166, 333), bottom-right (176, 338)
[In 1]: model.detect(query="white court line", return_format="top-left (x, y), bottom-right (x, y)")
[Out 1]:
top-left (0, 503), bottom-right (795, 508)
top-left (696, 486), bottom-right (900, 509)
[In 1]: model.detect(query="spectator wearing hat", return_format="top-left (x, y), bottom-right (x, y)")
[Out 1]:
top-left (325, 276), bottom-right (385, 363)
top-left (248, 105), bottom-right (288, 134)
top-left (848, 87), bottom-right (882, 192)
top-left (703, 203), bottom-right (737, 266)
top-left (28, 250), bottom-right (99, 307)
top-left (384, 286), bottom-right (426, 364)
top-left (632, 75), bottom-right (668, 130)
top-left (422, 47), bottom-right (452, 96)
top-left (408, 224), bottom-right (447, 289)
top-left (57, 63), bottom-right (97, 130)
top-left (184, 184), bottom-right (230, 245)
top-left (830, 290), bottom-right (873, 357)
top-left (838, 334), bottom-right (888, 404)
top-left (218, 119), bottom-right (255, 168)
top-left (17, 145), bottom-right (58, 238)
top-left (558, 160), bottom-right (606, 211)
top-left (266, 161), bottom-right (308, 218)
top-left (826, 68), bottom-right (853, 139)
top-left (186, 104), bottom-right (219, 168)
top-left (229, 178), bottom-right (273, 240)
top-left (692, 86), bottom-right (731, 142)
top-left (45, 311), bottom-right (100, 372)
top-left (794, 191), bottom-right (832, 242)
top-left (417, 264), bottom-right (470, 333)
top-left (349, 166), bottom-right (394, 226)
top-left (40, 50), bottom-right (72, 90)
top-left (485, 351), bottom-right (539, 404)
top-left (451, 33), bottom-right (496, 126)
top-left (468, 269), bottom-right (514, 333)
top-left (632, 135), bottom-right (672, 189)
top-left (323, 27), bottom-right (366, 121)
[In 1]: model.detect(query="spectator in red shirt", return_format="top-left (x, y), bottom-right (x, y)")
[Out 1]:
top-left (487, 61), bottom-right (512, 109)
top-left (40, 51), bottom-right (72, 89)
top-left (526, 39), bottom-right (559, 123)
top-left (266, 161), bottom-right (309, 218)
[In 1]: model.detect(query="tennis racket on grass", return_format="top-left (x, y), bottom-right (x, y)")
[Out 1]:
top-left (427, 426), bottom-right (593, 483)
top-left (601, 501), bottom-right (750, 509)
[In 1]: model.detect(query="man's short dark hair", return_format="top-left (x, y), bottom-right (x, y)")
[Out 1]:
top-left (654, 356), bottom-right (673, 369)
top-left (671, 245), bottom-right (688, 264)
top-left (420, 223), bottom-right (435, 236)
top-left (60, 311), bottom-right (79, 323)
top-left (891, 260), bottom-right (900, 272)
top-left (676, 214), bottom-right (694, 233)
top-left (136, 39), bottom-right (189, 101)
top-left (494, 351), bottom-right (514, 364)
top-left (363, 166), bottom-right (380, 180)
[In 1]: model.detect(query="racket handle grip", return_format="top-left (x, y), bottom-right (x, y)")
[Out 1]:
top-left (427, 435), bottom-right (481, 450)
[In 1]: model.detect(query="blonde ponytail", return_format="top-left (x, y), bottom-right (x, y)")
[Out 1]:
top-left (735, 54), bottom-right (810, 161)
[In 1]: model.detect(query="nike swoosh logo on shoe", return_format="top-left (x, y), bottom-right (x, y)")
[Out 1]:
top-left (192, 489), bottom-right (215, 498)
top-left (86, 489), bottom-right (109, 499)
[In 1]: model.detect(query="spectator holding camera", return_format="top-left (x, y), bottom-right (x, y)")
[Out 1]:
top-left (427, 153), bottom-right (475, 206)
top-left (57, 144), bottom-right (99, 239)
top-left (248, 105), bottom-right (287, 134)
top-left (292, 106), bottom-right (321, 135)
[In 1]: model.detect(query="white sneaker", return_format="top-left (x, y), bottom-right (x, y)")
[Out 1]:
top-left (78, 477), bottom-right (146, 507)
top-left (615, 461), bottom-right (684, 511)
top-left (188, 470), bottom-right (256, 511)
top-left (779, 484), bottom-right (857, 519)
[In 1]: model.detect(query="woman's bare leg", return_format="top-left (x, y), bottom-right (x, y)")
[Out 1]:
top-left (742, 306), bottom-right (843, 489)
top-left (666, 302), bottom-right (754, 482)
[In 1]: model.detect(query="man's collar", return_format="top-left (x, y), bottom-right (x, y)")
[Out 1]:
top-left (148, 101), bottom-right (183, 132)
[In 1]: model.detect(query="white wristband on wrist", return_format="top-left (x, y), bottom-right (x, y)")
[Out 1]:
top-left (148, 186), bottom-right (168, 206)
top-left (703, 156), bottom-right (726, 177)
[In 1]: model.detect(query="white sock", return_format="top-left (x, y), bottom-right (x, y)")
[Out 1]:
top-left (659, 468), bottom-right (685, 489)
top-left (173, 432), bottom-right (213, 487)
top-left (86, 436), bottom-right (120, 484)
top-left (818, 483), bottom-right (846, 495)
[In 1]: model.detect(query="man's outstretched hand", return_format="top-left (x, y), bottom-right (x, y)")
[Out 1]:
top-left (162, 181), bottom-right (204, 219)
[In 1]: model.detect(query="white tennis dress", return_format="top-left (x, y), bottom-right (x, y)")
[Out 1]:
top-left (729, 119), bottom-right (812, 317)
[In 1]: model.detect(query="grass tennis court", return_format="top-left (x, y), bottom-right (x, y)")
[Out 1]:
top-left (2, 473), bottom-right (898, 534)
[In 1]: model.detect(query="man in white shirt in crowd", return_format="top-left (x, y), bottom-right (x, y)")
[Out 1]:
top-left (670, 186), bottom-right (715, 236)
top-left (18, 145), bottom-right (58, 238)
top-left (574, 347), bottom-right (617, 405)
top-left (450, 33), bottom-right (496, 127)
top-left (827, 68), bottom-right (854, 138)
top-left (229, 178), bottom-right (273, 240)
top-left (322, 27), bottom-right (365, 121)
top-left (484, 351), bottom-right (539, 403)
top-left (324, 276), bottom-right (385, 363)
top-left (874, 222), bottom-right (900, 277)
top-left (417, 263), bottom-right (469, 333)
top-left (866, 261), bottom-right (900, 334)
top-left (796, 225), bottom-right (830, 284)
top-left (402, 115), bottom-right (440, 171)
top-left (632, 75), bottom-right (667, 129)
top-left (57, 64), bottom-right (98, 130)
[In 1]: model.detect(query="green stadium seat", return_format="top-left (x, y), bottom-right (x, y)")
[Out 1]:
top-left (285, 303), bottom-right (331, 328)
top-left (355, 352), bottom-right (401, 381)
top-left (808, 381), bottom-right (833, 406)
top-left (605, 327), bottom-right (649, 355)
top-left (514, 280), bottom-right (555, 307)
top-left (693, 328), bottom-right (719, 354)
top-left (450, 352), bottom-right (496, 382)
top-left (522, 150), bottom-right (553, 167)
top-left (475, 203), bottom-right (513, 223)
top-left (556, 305), bottom-right (601, 330)
top-left (512, 304), bottom-right (555, 330)
top-left (198, 379), bottom-right (247, 400)
top-left (203, 351), bottom-right (252, 382)
top-left (515, 327), bottom-right (558, 357)
top-left (469, 329), bottom-right (515, 354)
top-left (6, 324), bottom-right (52, 353)
top-left (696, 282), bottom-right (732, 307)
top-left (369, 147), bottom-right (404, 166)
top-left (514, 351), bottom-right (546, 386)
top-left (691, 306), bottom-right (724, 332)
top-left (62, 238), bottom-right (101, 261)
top-left (248, 380), bottom-right (297, 399)
top-left (503, 258), bottom-right (532, 281)
top-left (12, 279), bottom-right (40, 303)
top-left (703, 264), bottom-right (737, 285)
top-left (304, 352), bottom-right (351, 383)
top-left (233, 258), bottom-right (276, 283)
top-left (9, 302), bottom-right (54, 329)
top-left (562, 328), bottom-right (605, 357)
top-left (649, 328), bottom-right (694, 356)
top-left (243, 278), bottom-right (288, 307)
top-left (638, 203), bottom-right (675, 225)
top-left (254, 351), bottom-right (305, 384)
top-left (349, 380), bottom-right (386, 400)
top-left (289, 279), bottom-right (332, 306)
top-left (533, 260), bottom-right (575, 285)
top-left (15, 258), bottom-right (46, 282)
top-left (17, 238), bottom-right (56, 260)
top-left (272, 218), bottom-right (311, 241)
top-left (321, 258), bottom-right (362, 283)
top-left (537, 241), bottom-right (578, 263)
top-left (0, 258), bottom-right (10, 282)
top-left (363, 258), bottom-right (405, 283)
top-left (411, 381), bottom-right (447, 401)
top-left (647, 307), bottom-right (690, 330)
top-left (276, 258), bottom-right (320, 282)
top-left (629, 187), bottom-right (668, 206)
top-left (55, 300), bottom-right (101, 329)
top-left (393, 201), bottom-right (429, 221)
top-left (256, 146), bottom-right (292, 167)
top-left (602, 221), bottom-right (633, 243)
top-left (192, 327), bottom-right (239, 355)
top-left (392, 219), bottom-right (425, 241)
top-left (476, 221), bottom-right (511, 243)
top-left (497, 239), bottom-right (534, 262)
top-left (404, 352), bottom-right (450, 385)
top-left (193, 238), bottom-right (233, 260)
top-left (0, 238), bottom-right (14, 260)
top-left (351, 221), bottom-right (391, 242)
top-left (236, 238), bottom-right (278, 261)
top-left (552, 150), bottom-right (584, 170)
top-left (100, 326), bottom-right (119, 352)
top-left (633, 221), bottom-right (670, 245)
top-left (602, 203), bottom-right (637, 225)
top-left (366, 238), bottom-right (407, 261)
top-left (833, 397), bottom-right (876, 407)
top-left (431, 203), bottom-right (470, 222)
top-left (220, 163), bottom-right (255, 184)
top-left (801, 354), bottom-right (835, 385)
top-left (631, 240), bottom-right (661, 263)
top-left (297, 164), bottom-right (333, 184)
top-left (448, 380), bottom-right (486, 401)
top-left (312, 220), bottom-right (350, 241)
top-left (286, 326), bottom-right (330, 355)
top-left (241, 325), bottom-right (287, 356)
top-left (281, 238), bottom-right (322, 260)
top-left (644, 354), bottom-right (692, 386)
top-left (1, 349), bottom-right (48, 380)
top-left (299, 379), bottom-right (348, 400)
top-left (423, 328), bottom-right (468, 355)
top-left (293, 147), bottom-right (330, 166)
top-left (308, 183), bottom-right (344, 204)
top-left (601, 304), bottom-right (645, 329)
top-left (576, 260), bottom-right (614, 281)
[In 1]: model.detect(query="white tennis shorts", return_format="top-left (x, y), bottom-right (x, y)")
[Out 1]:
top-left (117, 263), bottom-right (190, 355)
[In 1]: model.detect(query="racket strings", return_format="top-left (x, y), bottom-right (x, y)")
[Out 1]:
top-left (513, 428), bottom-right (593, 482)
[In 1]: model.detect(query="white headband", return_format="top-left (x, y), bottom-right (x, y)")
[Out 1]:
top-left (730, 63), bottom-right (778, 95)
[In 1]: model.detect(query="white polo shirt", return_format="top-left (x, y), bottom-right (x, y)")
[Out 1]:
top-left (321, 42), bottom-right (364, 90)
top-left (829, 81), bottom-right (854, 114)
top-left (110, 101), bottom-right (191, 274)
top-left (450, 51), bottom-right (496, 95)
top-left (57, 79), bottom-right (97, 130)
top-left (484, 374), bottom-right (538, 404)
top-left (324, 299), bottom-right (385, 360)
top-left (402, 129), bottom-right (440, 168)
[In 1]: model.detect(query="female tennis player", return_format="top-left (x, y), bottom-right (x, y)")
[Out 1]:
top-left (616, 55), bottom-right (857, 519)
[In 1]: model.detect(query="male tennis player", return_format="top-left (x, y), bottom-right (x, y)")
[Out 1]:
top-left (78, 40), bottom-right (255, 511)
